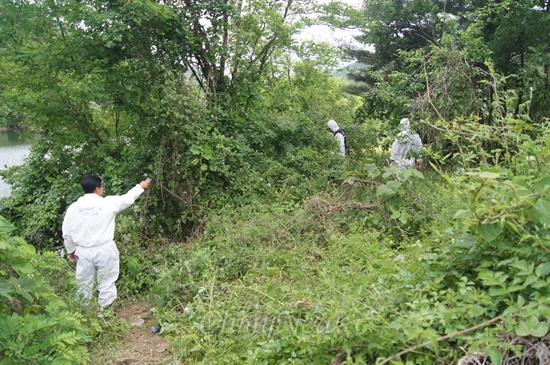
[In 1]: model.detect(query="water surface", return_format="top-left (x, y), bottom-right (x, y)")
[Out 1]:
top-left (0, 131), bottom-right (32, 198)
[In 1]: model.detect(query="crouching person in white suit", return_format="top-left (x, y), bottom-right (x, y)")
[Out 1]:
top-left (390, 118), bottom-right (423, 169)
top-left (62, 175), bottom-right (151, 313)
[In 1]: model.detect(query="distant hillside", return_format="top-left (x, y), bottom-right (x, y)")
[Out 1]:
top-left (331, 62), bottom-right (369, 79)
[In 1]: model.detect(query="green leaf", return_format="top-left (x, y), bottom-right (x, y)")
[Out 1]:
top-left (479, 270), bottom-right (508, 286)
top-left (193, 322), bottom-right (205, 335)
top-left (10, 257), bottom-right (36, 275)
top-left (528, 198), bottom-right (550, 225)
top-left (202, 144), bottom-right (213, 160)
top-left (364, 163), bottom-right (381, 179)
top-left (466, 171), bottom-right (501, 179)
top-left (488, 287), bottom-right (509, 296)
top-left (454, 233), bottom-right (477, 248)
top-left (452, 209), bottom-right (469, 219)
top-left (0, 278), bottom-right (14, 301)
top-left (535, 262), bottom-right (549, 278)
top-left (0, 217), bottom-right (17, 236)
top-left (402, 168), bottom-right (424, 180)
top-left (476, 222), bottom-right (503, 242)
top-left (376, 184), bottom-right (396, 197)
top-left (509, 260), bottom-right (534, 276)
top-left (515, 316), bottom-right (548, 337)
top-left (533, 176), bottom-right (550, 194)
top-left (508, 285), bottom-right (527, 292)
top-left (487, 348), bottom-right (503, 365)
top-left (189, 145), bottom-right (201, 155)
top-left (399, 211), bottom-right (412, 224)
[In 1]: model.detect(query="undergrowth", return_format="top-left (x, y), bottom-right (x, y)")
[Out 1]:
top-left (145, 140), bottom-right (550, 365)
top-left (143, 172), bottom-right (467, 364)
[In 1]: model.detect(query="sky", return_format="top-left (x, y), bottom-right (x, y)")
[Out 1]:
top-left (295, 24), bottom-right (363, 48)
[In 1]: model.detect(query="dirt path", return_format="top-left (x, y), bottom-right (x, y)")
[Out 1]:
top-left (89, 300), bottom-right (176, 365)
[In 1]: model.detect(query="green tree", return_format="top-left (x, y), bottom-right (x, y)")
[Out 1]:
top-left (350, 0), bottom-right (490, 70)
top-left (479, 0), bottom-right (550, 119)
top-left (331, 0), bottom-right (549, 146)
top-left (0, 0), bottom-right (354, 244)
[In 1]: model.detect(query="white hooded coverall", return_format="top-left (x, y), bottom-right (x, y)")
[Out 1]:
top-left (62, 184), bottom-right (145, 307)
top-left (390, 118), bottom-right (423, 168)
top-left (327, 119), bottom-right (346, 157)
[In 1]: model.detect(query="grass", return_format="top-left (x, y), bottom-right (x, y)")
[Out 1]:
top-left (136, 175), bottom-right (453, 364)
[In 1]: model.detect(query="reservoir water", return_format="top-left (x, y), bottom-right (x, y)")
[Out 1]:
top-left (0, 131), bottom-right (32, 198)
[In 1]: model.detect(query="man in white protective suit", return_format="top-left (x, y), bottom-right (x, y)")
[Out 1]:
top-left (390, 118), bottom-right (423, 168)
top-left (62, 175), bottom-right (151, 313)
top-left (327, 119), bottom-right (347, 157)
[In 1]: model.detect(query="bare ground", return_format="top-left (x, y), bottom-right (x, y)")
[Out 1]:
top-left (89, 300), bottom-right (179, 365)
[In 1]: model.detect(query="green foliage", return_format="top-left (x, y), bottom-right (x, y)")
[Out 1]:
top-left (345, 0), bottom-right (549, 160)
top-left (150, 205), bottom-right (396, 363)
top-left (0, 0), bottom-right (360, 243)
top-left (358, 0), bottom-right (476, 64)
top-left (1, 59), bottom-right (361, 243)
top-left (478, 0), bottom-right (550, 120)
top-left (1, 0), bottom-right (549, 364)
top-left (143, 109), bottom-right (550, 364)
top-left (0, 216), bottom-right (91, 364)
top-left (352, 19), bottom-right (548, 171)
top-left (0, 134), bottom-right (153, 247)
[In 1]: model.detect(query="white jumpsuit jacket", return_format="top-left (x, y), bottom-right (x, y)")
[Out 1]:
top-left (390, 118), bottom-right (423, 168)
top-left (327, 119), bottom-right (346, 157)
top-left (62, 184), bottom-right (145, 307)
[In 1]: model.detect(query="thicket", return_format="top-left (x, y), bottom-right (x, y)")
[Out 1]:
top-left (139, 52), bottom-right (550, 362)
top-left (0, 217), bottom-right (91, 364)
top-left (1, 0), bottom-right (549, 364)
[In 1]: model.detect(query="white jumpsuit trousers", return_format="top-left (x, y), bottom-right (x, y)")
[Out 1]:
top-left (74, 242), bottom-right (120, 307)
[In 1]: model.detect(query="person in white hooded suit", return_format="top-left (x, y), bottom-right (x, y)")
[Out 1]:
top-left (327, 119), bottom-right (346, 157)
top-left (390, 118), bottom-right (423, 168)
top-left (62, 175), bottom-right (151, 310)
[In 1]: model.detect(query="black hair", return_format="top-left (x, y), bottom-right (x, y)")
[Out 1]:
top-left (82, 175), bottom-right (103, 193)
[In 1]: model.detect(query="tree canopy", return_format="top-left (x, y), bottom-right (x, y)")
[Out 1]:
top-left (0, 0), bottom-right (358, 243)
top-left (338, 0), bottom-right (549, 124)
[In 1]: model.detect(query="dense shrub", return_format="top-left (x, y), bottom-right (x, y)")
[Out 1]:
top-left (0, 216), bottom-right (91, 364)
